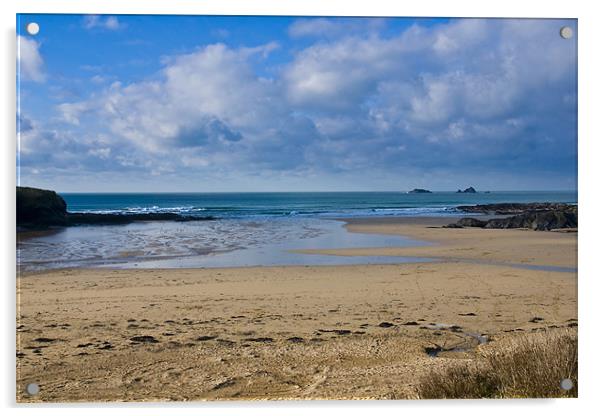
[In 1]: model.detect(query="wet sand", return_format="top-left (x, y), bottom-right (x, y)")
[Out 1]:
top-left (16, 217), bottom-right (577, 402)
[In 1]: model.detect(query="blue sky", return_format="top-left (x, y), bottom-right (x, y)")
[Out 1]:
top-left (17, 15), bottom-right (577, 192)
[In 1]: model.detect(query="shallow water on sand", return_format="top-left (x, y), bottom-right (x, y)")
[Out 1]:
top-left (17, 218), bottom-right (433, 272)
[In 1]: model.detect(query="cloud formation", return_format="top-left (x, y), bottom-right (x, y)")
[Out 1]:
top-left (83, 15), bottom-right (123, 31)
top-left (17, 36), bottom-right (45, 82)
top-left (288, 17), bottom-right (386, 38)
top-left (21, 18), bottom-right (577, 190)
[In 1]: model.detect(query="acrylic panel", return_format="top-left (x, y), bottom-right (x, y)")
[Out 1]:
top-left (16, 14), bottom-right (577, 402)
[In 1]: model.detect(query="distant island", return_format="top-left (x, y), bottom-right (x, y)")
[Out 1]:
top-left (408, 187), bottom-right (478, 193)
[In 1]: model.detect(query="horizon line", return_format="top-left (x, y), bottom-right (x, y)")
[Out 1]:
top-left (51, 190), bottom-right (578, 195)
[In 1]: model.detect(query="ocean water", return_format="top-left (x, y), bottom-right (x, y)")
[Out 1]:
top-left (61, 191), bottom-right (577, 218)
top-left (18, 191), bottom-right (576, 272)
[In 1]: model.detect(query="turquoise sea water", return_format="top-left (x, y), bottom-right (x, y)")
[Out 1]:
top-left (61, 191), bottom-right (576, 218)
top-left (18, 191), bottom-right (577, 272)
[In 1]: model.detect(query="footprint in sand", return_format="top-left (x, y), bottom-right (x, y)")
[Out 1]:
top-left (196, 335), bottom-right (217, 341)
top-left (244, 337), bottom-right (274, 343)
top-left (130, 335), bottom-right (160, 344)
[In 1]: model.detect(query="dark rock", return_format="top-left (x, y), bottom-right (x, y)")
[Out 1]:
top-left (455, 218), bottom-right (487, 228)
top-left (458, 312), bottom-right (477, 316)
top-left (443, 223), bottom-right (464, 228)
top-left (457, 203), bottom-right (576, 215)
top-left (17, 186), bottom-right (68, 228)
top-left (484, 210), bottom-right (577, 231)
top-left (17, 186), bottom-right (216, 229)
top-left (403, 321), bottom-right (419, 326)
top-left (448, 204), bottom-right (577, 231)
top-left (408, 188), bottom-right (432, 194)
top-left (457, 187), bottom-right (477, 193)
top-left (378, 322), bottom-right (395, 328)
top-left (287, 337), bottom-right (305, 343)
top-left (529, 317), bottom-right (544, 323)
top-left (425, 346), bottom-right (443, 357)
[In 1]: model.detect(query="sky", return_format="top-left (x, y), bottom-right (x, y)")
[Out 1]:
top-left (16, 15), bottom-right (577, 192)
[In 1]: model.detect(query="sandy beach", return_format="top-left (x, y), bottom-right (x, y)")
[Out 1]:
top-left (301, 217), bottom-right (578, 268)
top-left (16, 217), bottom-right (577, 402)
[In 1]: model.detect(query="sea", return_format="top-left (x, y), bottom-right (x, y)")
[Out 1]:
top-left (18, 191), bottom-right (576, 272)
top-left (60, 191), bottom-right (576, 219)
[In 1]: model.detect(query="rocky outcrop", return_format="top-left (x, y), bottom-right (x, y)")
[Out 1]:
top-left (456, 218), bottom-right (488, 228)
top-left (447, 206), bottom-right (577, 231)
top-left (408, 188), bottom-right (432, 194)
top-left (457, 202), bottom-right (575, 215)
top-left (457, 187), bottom-right (477, 193)
top-left (17, 186), bottom-right (68, 227)
top-left (483, 210), bottom-right (577, 231)
top-left (17, 186), bottom-right (214, 229)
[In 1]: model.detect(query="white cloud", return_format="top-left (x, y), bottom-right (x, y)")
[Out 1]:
top-left (58, 101), bottom-right (93, 126)
top-left (59, 42), bottom-right (295, 162)
top-left (286, 18), bottom-right (575, 130)
top-left (83, 15), bottom-right (123, 31)
top-left (91, 75), bottom-right (107, 84)
top-left (105, 16), bottom-right (120, 30)
top-left (289, 18), bottom-right (386, 39)
top-left (88, 147), bottom-right (111, 159)
top-left (40, 18), bottom-right (576, 187)
top-left (17, 36), bottom-right (45, 82)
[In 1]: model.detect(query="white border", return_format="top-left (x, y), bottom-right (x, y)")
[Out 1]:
top-left (2, 1), bottom-right (600, 415)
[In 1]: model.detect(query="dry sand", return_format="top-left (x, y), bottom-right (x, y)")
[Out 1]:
top-left (16, 217), bottom-right (577, 402)
top-left (299, 217), bottom-right (578, 268)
